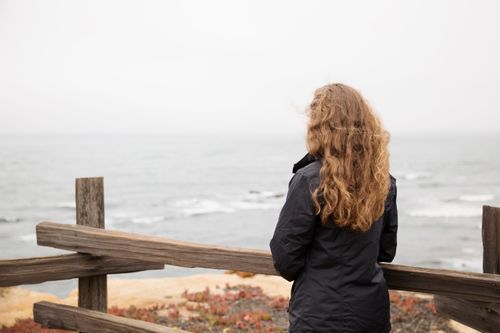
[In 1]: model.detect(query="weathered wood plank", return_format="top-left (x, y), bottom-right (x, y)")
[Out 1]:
top-left (33, 301), bottom-right (190, 333)
top-left (76, 177), bottom-right (105, 229)
top-left (76, 177), bottom-right (107, 313)
top-left (37, 221), bottom-right (272, 271)
top-left (0, 253), bottom-right (163, 287)
top-left (36, 221), bottom-right (500, 303)
top-left (483, 205), bottom-right (500, 274)
top-left (381, 263), bottom-right (500, 302)
top-left (435, 296), bottom-right (500, 333)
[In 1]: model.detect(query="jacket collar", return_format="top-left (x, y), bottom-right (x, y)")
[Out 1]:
top-left (292, 153), bottom-right (319, 173)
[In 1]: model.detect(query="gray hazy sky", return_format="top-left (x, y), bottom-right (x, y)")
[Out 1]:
top-left (1, 0), bottom-right (499, 135)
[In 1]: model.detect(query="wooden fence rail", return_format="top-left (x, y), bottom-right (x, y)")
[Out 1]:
top-left (435, 296), bottom-right (500, 333)
top-left (34, 301), bottom-right (189, 333)
top-left (0, 253), bottom-right (163, 287)
top-left (36, 221), bottom-right (500, 303)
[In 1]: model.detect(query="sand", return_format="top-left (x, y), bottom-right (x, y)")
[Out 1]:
top-left (0, 273), bottom-right (478, 332)
top-left (0, 273), bottom-right (290, 328)
top-left (0, 286), bottom-right (68, 328)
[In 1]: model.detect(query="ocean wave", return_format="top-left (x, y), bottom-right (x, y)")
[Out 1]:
top-left (416, 182), bottom-right (444, 188)
top-left (174, 199), bottom-right (236, 216)
top-left (109, 193), bottom-right (282, 222)
top-left (54, 200), bottom-right (121, 210)
top-left (246, 190), bottom-right (284, 200)
top-left (112, 212), bottom-right (133, 219)
top-left (397, 171), bottom-right (433, 181)
top-left (55, 201), bottom-right (76, 209)
top-left (461, 247), bottom-right (477, 254)
top-left (93, 190), bottom-right (285, 223)
top-left (0, 216), bottom-right (22, 223)
top-left (131, 216), bottom-right (165, 224)
top-left (172, 193), bottom-right (282, 217)
top-left (106, 213), bottom-right (165, 225)
top-left (20, 233), bottom-right (36, 242)
top-left (230, 201), bottom-right (280, 210)
top-left (408, 205), bottom-right (482, 218)
top-left (458, 194), bottom-right (494, 202)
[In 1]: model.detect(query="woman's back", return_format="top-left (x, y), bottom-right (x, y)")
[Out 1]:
top-left (270, 154), bottom-right (398, 332)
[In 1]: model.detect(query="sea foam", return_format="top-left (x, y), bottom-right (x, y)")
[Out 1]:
top-left (131, 216), bottom-right (165, 224)
top-left (172, 190), bottom-right (283, 217)
top-left (0, 216), bottom-right (22, 223)
top-left (408, 204), bottom-right (482, 218)
top-left (55, 201), bottom-right (76, 209)
top-left (398, 171), bottom-right (433, 181)
top-left (20, 233), bottom-right (36, 242)
top-left (458, 194), bottom-right (494, 202)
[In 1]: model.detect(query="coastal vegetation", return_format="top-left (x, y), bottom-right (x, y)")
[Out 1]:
top-left (0, 285), bottom-right (459, 333)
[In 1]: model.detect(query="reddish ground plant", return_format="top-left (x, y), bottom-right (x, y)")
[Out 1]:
top-left (0, 286), bottom-right (459, 333)
top-left (0, 319), bottom-right (70, 333)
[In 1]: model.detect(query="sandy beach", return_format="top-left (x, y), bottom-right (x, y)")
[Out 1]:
top-left (0, 273), bottom-right (478, 332)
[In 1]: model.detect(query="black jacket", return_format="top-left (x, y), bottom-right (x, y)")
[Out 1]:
top-left (269, 153), bottom-right (398, 333)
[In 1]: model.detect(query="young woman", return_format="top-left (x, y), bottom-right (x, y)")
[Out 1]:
top-left (270, 83), bottom-right (398, 333)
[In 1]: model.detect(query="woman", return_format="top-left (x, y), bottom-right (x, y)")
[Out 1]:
top-left (270, 83), bottom-right (398, 333)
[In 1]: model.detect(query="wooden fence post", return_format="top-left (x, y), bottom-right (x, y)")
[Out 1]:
top-left (483, 205), bottom-right (500, 274)
top-left (76, 177), bottom-right (107, 313)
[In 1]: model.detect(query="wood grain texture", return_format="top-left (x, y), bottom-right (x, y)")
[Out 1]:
top-left (33, 301), bottom-right (189, 333)
top-left (0, 253), bottom-right (163, 287)
top-left (76, 177), bottom-right (105, 229)
top-left (483, 205), bottom-right (500, 274)
top-left (381, 263), bottom-right (500, 302)
top-left (36, 221), bottom-right (500, 303)
top-left (76, 177), bottom-right (107, 313)
top-left (435, 296), bottom-right (500, 333)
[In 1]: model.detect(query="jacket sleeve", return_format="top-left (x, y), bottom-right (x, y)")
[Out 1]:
top-left (269, 173), bottom-right (316, 281)
top-left (377, 176), bottom-right (398, 263)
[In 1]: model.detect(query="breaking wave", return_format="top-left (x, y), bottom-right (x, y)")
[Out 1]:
top-left (173, 199), bottom-right (236, 216)
top-left (107, 189), bottom-right (285, 224)
top-left (458, 194), bottom-right (494, 202)
top-left (0, 216), bottom-right (22, 223)
top-left (396, 171), bottom-right (433, 181)
top-left (131, 216), bottom-right (166, 224)
top-left (408, 204), bottom-right (482, 218)
top-left (55, 201), bottom-right (76, 209)
top-left (20, 233), bottom-right (36, 242)
top-left (173, 190), bottom-right (283, 217)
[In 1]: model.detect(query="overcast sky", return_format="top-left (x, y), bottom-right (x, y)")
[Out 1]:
top-left (0, 0), bottom-right (499, 135)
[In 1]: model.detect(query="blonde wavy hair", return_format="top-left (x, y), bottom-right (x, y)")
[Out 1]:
top-left (306, 83), bottom-right (391, 232)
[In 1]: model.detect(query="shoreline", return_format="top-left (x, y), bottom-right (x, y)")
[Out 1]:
top-left (0, 273), bottom-right (478, 332)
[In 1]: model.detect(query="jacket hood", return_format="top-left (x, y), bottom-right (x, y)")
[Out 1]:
top-left (292, 153), bottom-right (318, 173)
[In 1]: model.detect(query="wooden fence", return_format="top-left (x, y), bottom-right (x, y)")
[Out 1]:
top-left (1, 177), bottom-right (499, 332)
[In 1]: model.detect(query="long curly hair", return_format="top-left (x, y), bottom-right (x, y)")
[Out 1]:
top-left (306, 83), bottom-right (391, 232)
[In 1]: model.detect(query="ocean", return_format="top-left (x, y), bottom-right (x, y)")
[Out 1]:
top-left (1, 133), bottom-right (499, 297)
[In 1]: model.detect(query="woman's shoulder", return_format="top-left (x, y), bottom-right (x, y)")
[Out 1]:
top-left (295, 160), bottom-right (321, 178)
top-left (385, 173), bottom-right (397, 210)
top-left (292, 153), bottom-right (321, 178)
top-left (389, 173), bottom-right (397, 192)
